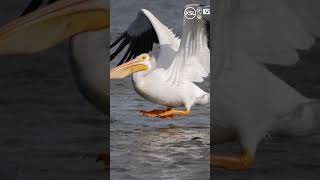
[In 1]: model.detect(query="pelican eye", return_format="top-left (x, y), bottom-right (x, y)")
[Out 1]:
top-left (142, 55), bottom-right (147, 60)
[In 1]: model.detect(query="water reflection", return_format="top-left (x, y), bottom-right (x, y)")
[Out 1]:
top-left (111, 124), bottom-right (209, 180)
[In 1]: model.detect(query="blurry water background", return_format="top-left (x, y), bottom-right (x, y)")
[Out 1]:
top-left (0, 1), bottom-right (107, 180)
top-left (110, 0), bottom-right (210, 180)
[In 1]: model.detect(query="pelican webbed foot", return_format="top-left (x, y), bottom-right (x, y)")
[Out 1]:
top-left (158, 109), bottom-right (190, 119)
top-left (140, 109), bottom-right (168, 117)
top-left (210, 150), bottom-right (254, 171)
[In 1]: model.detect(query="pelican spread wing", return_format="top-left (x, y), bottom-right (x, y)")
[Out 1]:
top-left (164, 5), bottom-right (210, 85)
top-left (213, 0), bottom-right (320, 78)
top-left (111, 5), bottom-right (210, 84)
top-left (110, 9), bottom-right (178, 66)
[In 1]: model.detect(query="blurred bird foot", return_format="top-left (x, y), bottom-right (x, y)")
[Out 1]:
top-left (158, 114), bottom-right (175, 120)
top-left (96, 152), bottom-right (109, 172)
top-left (140, 109), bottom-right (168, 117)
top-left (210, 150), bottom-right (254, 170)
top-left (158, 109), bottom-right (190, 119)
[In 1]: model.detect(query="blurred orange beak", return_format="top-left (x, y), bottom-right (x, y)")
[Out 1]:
top-left (0, 0), bottom-right (109, 55)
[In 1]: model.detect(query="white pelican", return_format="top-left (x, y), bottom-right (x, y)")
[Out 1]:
top-left (0, 0), bottom-right (109, 169)
top-left (0, 0), bottom-right (109, 114)
top-left (110, 4), bottom-right (210, 119)
top-left (211, 0), bottom-right (320, 171)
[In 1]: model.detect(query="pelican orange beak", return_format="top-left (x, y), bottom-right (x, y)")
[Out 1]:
top-left (0, 0), bottom-right (109, 55)
top-left (110, 57), bottom-right (148, 79)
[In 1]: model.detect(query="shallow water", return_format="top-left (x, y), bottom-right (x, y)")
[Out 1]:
top-left (111, 78), bottom-right (210, 180)
top-left (110, 0), bottom-right (210, 179)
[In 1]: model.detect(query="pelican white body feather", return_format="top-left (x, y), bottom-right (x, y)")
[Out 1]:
top-left (133, 68), bottom-right (209, 110)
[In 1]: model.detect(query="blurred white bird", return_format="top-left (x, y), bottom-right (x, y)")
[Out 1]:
top-left (0, 0), bottom-right (109, 114)
top-left (211, 0), bottom-right (320, 170)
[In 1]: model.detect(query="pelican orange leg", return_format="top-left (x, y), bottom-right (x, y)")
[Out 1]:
top-left (210, 150), bottom-right (254, 170)
top-left (157, 109), bottom-right (190, 119)
top-left (140, 109), bottom-right (169, 118)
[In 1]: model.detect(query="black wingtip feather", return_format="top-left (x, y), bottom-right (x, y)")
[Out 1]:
top-left (110, 32), bottom-right (126, 48)
top-left (110, 37), bottom-right (130, 60)
top-left (21, 0), bottom-right (60, 16)
top-left (21, 0), bottom-right (43, 16)
top-left (110, 24), bottom-right (159, 65)
top-left (205, 20), bottom-right (210, 49)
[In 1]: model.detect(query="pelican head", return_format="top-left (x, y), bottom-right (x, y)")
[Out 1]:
top-left (110, 53), bottom-right (152, 79)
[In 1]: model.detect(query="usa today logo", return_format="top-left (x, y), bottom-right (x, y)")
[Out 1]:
top-left (184, 7), bottom-right (196, 20)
